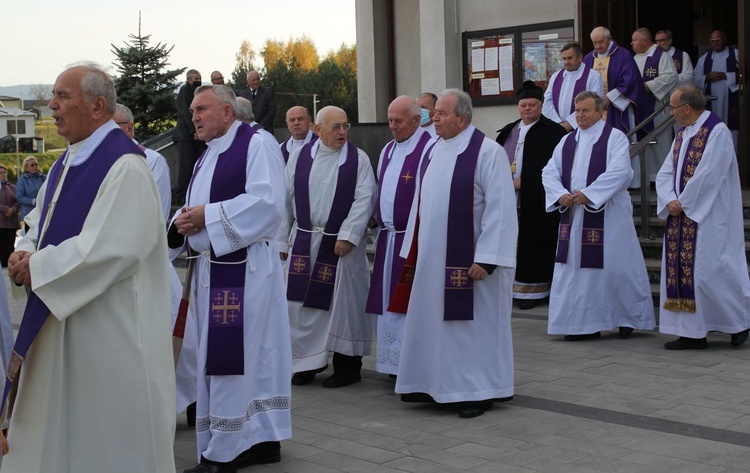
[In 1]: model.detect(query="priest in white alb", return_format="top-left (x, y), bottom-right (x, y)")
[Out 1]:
top-left (543, 41), bottom-right (603, 132)
top-left (631, 27), bottom-right (678, 182)
top-left (542, 91), bottom-right (655, 341)
top-left (169, 85), bottom-right (291, 473)
top-left (4, 64), bottom-right (176, 473)
top-left (366, 96), bottom-right (432, 376)
top-left (280, 106), bottom-right (318, 163)
top-left (656, 85), bottom-right (750, 350)
top-left (393, 89), bottom-right (517, 419)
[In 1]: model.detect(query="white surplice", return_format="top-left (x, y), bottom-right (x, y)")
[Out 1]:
top-left (137, 139), bottom-right (198, 414)
top-left (634, 44), bottom-right (678, 182)
top-left (542, 120), bottom-right (655, 335)
top-left (169, 120), bottom-right (292, 463)
top-left (281, 129), bottom-right (316, 157)
top-left (278, 141), bottom-right (377, 372)
top-left (668, 47), bottom-right (694, 88)
top-left (542, 64), bottom-right (604, 129)
top-left (656, 111), bottom-right (750, 338)
top-left (394, 126), bottom-right (517, 403)
top-left (694, 47), bottom-right (739, 148)
top-left (5, 121), bottom-right (176, 473)
top-left (372, 128), bottom-right (431, 375)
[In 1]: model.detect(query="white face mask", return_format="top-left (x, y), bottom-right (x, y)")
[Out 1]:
top-left (420, 108), bottom-right (431, 125)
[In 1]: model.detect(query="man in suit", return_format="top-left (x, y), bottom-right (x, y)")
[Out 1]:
top-left (240, 70), bottom-right (277, 133)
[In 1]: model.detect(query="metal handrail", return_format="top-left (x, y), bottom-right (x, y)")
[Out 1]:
top-left (626, 100), bottom-right (671, 140)
top-left (628, 104), bottom-right (676, 241)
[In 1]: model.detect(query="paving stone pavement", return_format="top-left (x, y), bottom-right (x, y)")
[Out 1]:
top-left (6, 268), bottom-right (750, 472)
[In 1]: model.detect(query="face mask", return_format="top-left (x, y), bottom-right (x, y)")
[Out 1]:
top-left (192, 81), bottom-right (201, 89)
top-left (420, 108), bottom-right (431, 125)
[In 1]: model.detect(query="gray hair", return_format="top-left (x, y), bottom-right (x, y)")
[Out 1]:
top-left (634, 27), bottom-right (652, 42)
top-left (236, 97), bottom-right (255, 122)
top-left (439, 88), bottom-right (473, 123)
top-left (22, 155), bottom-right (37, 170)
top-left (561, 42), bottom-right (583, 56)
top-left (675, 85), bottom-right (706, 111)
top-left (591, 26), bottom-right (612, 39)
top-left (195, 85), bottom-right (239, 118)
top-left (656, 29), bottom-right (673, 40)
top-left (186, 69), bottom-right (199, 80)
top-left (417, 92), bottom-right (438, 108)
top-left (114, 103), bottom-right (134, 123)
top-left (575, 91), bottom-right (604, 111)
top-left (66, 63), bottom-right (117, 114)
top-left (316, 106), bottom-right (347, 125)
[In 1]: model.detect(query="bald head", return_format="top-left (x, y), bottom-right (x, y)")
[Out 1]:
top-left (590, 26), bottom-right (612, 55)
top-left (388, 95), bottom-right (421, 142)
top-left (286, 106), bottom-right (312, 140)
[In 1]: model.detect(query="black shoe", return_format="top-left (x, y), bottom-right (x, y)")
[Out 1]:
top-left (186, 402), bottom-right (196, 428)
top-left (183, 460), bottom-right (236, 473)
top-left (458, 400), bottom-right (493, 418)
top-left (664, 337), bottom-right (707, 350)
top-left (291, 364), bottom-right (328, 386)
top-left (321, 372), bottom-right (361, 388)
top-left (618, 327), bottom-right (634, 339)
top-left (564, 332), bottom-right (601, 341)
top-left (731, 329), bottom-right (749, 347)
top-left (401, 392), bottom-right (436, 403)
top-left (517, 299), bottom-right (539, 310)
top-left (388, 374), bottom-right (397, 379)
top-left (234, 441), bottom-right (281, 468)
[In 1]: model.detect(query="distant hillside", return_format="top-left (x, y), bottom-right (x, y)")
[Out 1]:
top-left (0, 85), bottom-right (52, 101)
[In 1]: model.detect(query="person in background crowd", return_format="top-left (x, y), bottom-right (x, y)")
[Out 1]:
top-left (16, 156), bottom-right (46, 232)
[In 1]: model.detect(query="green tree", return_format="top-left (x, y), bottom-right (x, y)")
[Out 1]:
top-left (229, 40), bottom-right (260, 90)
top-left (315, 44), bottom-right (358, 122)
top-left (111, 16), bottom-right (184, 140)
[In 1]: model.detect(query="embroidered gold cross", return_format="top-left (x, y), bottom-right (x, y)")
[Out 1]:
top-left (293, 257), bottom-right (306, 273)
top-left (586, 229), bottom-right (601, 243)
top-left (644, 67), bottom-right (658, 79)
top-left (594, 62), bottom-right (607, 74)
top-left (450, 269), bottom-right (469, 287)
top-left (317, 265), bottom-right (333, 282)
top-left (402, 171), bottom-right (414, 184)
top-left (212, 290), bottom-right (240, 324)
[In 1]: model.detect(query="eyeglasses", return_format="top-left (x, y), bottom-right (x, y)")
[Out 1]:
top-left (28, 163), bottom-right (38, 167)
top-left (671, 103), bottom-right (689, 111)
top-left (328, 122), bottom-right (351, 131)
top-left (115, 121), bottom-right (130, 125)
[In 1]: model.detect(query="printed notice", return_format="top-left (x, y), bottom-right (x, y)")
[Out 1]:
top-left (471, 48), bottom-right (485, 72)
top-left (484, 47), bottom-right (499, 71)
top-left (499, 45), bottom-right (514, 91)
top-left (481, 78), bottom-right (500, 96)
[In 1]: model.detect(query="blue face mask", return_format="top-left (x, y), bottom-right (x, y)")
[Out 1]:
top-left (420, 108), bottom-right (431, 125)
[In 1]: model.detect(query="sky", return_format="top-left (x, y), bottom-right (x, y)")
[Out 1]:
top-left (0, 0), bottom-right (357, 88)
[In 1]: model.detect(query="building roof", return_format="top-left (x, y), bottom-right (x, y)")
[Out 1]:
top-left (0, 108), bottom-right (35, 117)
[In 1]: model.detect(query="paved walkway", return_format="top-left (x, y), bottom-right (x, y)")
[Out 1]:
top-left (6, 270), bottom-right (750, 472)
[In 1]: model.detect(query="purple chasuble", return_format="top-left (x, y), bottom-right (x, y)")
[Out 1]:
top-left (555, 124), bottom-right (612, 268)
top-left (583, 41), bottom-right (643, 134)
top-left (703, 48), bottom-right (739, 130)
top-left (365, 132), bottom-right (431, 314)
top-left (2, 130), bottom-right (144, 419)
top-left (281, 132), bottom-right (319, 163)
top-left (287, 142), bottom-right (358, 310)
top-left (551, 66), bottom-right (591, 118)
top-left (663, 113), bottom-right (721, 313)
top-left (190, 122), bottom-right (256, 376)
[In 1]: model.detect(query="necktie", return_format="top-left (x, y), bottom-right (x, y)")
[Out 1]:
top-left (251, 89), bottom-right (257, 100)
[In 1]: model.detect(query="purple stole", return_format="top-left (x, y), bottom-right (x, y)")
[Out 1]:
top-left (551, 66), bottom-right (591, 118)
top-left (639, 47), bottom-right (665, 133)
top-left (281, 132), bottom-right (319, 163)
top-left (663, 113), bottom-right (721, 312)
top-left (389, 129), bottom-right (485, 321)
top-left (703, 48), bottom-right (739, 131)
top-left (1, 130), bottom-right (144, 419)
top-left (287, 141), bottom-right (358, 310)
top-left (555, 124), bottom-right (612, 268)
top-left (189, 123), bottom-right (256, 375)
top-left (670, 47), bottom-right (685, 74)
top-left (365, 131), bottom-right (431, 314)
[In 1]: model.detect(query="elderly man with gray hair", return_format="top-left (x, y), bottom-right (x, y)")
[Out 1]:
top-left (168, 84), bottom-right (291, 473)
top-left (277, 105), bottom-right (377, 389)
top-left (392, 88), bottom-right (518, 418)
top-left (542, 91), bottom-right (654, 343)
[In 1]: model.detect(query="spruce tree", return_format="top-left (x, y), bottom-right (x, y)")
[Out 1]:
top-left (111, 15), bottom-right (185, 140)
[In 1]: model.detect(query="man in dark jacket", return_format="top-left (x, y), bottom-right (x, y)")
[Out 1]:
top-left (496, 81), bottom-right (567, 309)
top-left (239, 70), bottom-right (277, 133)
top-left (173, 69), bottom-right (206, 204)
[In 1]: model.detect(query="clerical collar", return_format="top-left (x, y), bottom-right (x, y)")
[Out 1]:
top-left (563, 64), bottom-right (583, 77)
top-left (395, 127), bottom-right (424, 149)
top-left (578, 120), bottom-right (604, 138)
top-left (205, 120), bottom-right (240, 153)
top-left (64, 119), bottom-right (120, 167)
top-left (519, 119), bottom-right (539, 131)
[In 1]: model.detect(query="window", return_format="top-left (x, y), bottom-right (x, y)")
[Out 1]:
top-left (7, 120), bottom-right (26, 135)
top-left (462, 20), bottom-right (575, 106)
